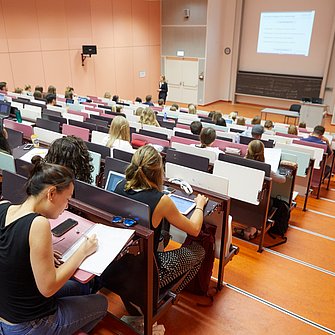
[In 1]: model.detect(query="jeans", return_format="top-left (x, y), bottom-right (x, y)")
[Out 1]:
top-left (0, 280), bottom-right (108, 335)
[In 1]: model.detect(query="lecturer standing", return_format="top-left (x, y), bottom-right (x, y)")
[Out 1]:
top-left (158, 75), bottom-right (168, 104)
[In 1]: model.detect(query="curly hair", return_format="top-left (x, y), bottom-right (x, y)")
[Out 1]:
top-left (45, 136), bottom-right (93, 183)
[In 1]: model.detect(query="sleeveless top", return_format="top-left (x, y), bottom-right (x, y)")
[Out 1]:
top-left (0, 202), bottom-right (57, 323)
top-left (114, 180), bottom-right (164, 253)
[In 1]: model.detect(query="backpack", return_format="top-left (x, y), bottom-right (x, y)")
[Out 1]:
top-left (182, 223), bottom-right (216, 298)
top-left (268, 198), bottom-right (290, 247)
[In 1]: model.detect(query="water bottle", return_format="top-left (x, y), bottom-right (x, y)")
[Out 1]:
top-left (163, 110), bottom-right (167, 121)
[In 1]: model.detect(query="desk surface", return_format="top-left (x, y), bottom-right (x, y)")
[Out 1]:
top-left (261, 108), bottom-right (300, 118)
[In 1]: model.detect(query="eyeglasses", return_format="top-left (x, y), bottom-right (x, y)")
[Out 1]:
top-left (112, 216), bottom-right (138, 227)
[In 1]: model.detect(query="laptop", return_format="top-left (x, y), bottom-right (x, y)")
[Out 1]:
top-left (105, 170), bottom-right (125, 192)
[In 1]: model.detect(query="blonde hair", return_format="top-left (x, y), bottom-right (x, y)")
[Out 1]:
top-left (135, 107), bottom-right (144, 116)
top-left (236, 117), bottom-right (246, 126)
top-left (188, 104), bottom-right (197, 115)
top-left (287, 125), bottom-right (298, 135)
top-left (246, 140), bottom-right (265, 162)
top-left (251, 116), bottom-right (261, 125)
top-left (125, 145), bottom-right (163, 191)
top-left (104, 91), bottom-right (112, 99)
top-left (106, 116), bottom-right (130, 148)
top-left (140, 107), bottom-right (159, 126)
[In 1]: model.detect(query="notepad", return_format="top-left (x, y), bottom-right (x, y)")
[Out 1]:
top-left (61, 224), bottom-right (135, 275)
top-left (20, 147), bottom-right (48, 163)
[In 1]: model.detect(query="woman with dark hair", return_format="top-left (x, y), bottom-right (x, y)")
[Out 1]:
top-left (192, 127), bottom-right (222, 158)
top-left (0, 128), bottom-right (11, 154)
top-left (0, 157), bottom-right (107, 334)
top-left (111, 145), bottom-right (207, 294)
top-left (45, 136), bottom-right (94, 184)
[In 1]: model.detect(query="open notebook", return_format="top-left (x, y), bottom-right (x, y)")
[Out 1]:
top-left (61, 224), bottom-right (135, 276)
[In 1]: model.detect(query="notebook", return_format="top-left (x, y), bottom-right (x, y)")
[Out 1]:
top-left (105, 170), bottom-right (125, 192)
top-left (61, 224), bottom-right (135, 276)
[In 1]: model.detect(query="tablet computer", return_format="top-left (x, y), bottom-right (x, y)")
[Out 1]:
top-left (168, 194), bottom-right (196, 215)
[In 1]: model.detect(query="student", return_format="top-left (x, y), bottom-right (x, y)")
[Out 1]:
top-left (228, 111), bottom-right (238, 123)
top-left (134, 106), bottom-right (144, 116)
top-left (158, 75), bottom-right (168, 104)
top-left (112, 95), bottom-right (119, 103)
top-left (241, 124), bottom-right (264, 139)
top-left (264, 120), bottom-right (274, 134)
top-left (104, 91), bottom-right (112, 99)
top-left (23, 84), bottom-right (32, 96)
top-left (45, 136), bottom-right (94, 184)
top-left (300, 125), bottom-right (332, 175)
top-left (34, 85), bottom-right (43, 94)
top-left (216, 117), bottom-right (226, 127)
top-left (135, 96), bottom-right (142, 103)
top-left (251, 115), bottom-right (261, 125)
top-left (0, 158), bottom-right (107, 334)
top-left (140, 107), bottom-right (160, 127)
top-left (211, 111), bottom-right (222, 123)
top-left (0, 128), bottom-right (11, 154)
top-left (287, 125), bottom-right (298, 135)
top-left (112, 145), bottom-right (207, 294)
top-left (188, 104), bottom-right (197, 115)
top-left (46, 93), bottom-right (57, 106)
top-left (190, 120), bottom-right (203, 135)
top-left (158, 98), bottom-right (164, 107)
top-left (143, 95), bottom-right (154, 107)
top-left (236, 116), bottom-right (246, 126)
top-left (0, 82), bottom-right (8, 92)
top-left (246, 140), bottom-right (286, 184)
top-left (14, 87), bottom-right (23, 94)
top-left (47, 85), bottom-right (57, 95)
top-left (33, 90), bottom-right (43, 100)
top-left (102, 115), bottom-right (133, 152)
top-left (192, 127), bottom-right (222, 158)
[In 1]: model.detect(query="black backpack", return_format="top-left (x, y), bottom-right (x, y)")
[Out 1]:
top-left (182, 223), bottom-right (217, 304)
top-left (268, 198), bottom-right (290, 247)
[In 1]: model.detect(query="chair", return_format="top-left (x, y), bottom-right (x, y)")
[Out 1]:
top-left (289, 104), bottom-right (301, 113)
top-left (36, 118), bottom-right (61, 133)
top-left (15, 158), bottom-right (33, 177)
top-left (4, 119), bottom-right (34, 139)
top-left (166, 148), bottom-right (209, 172)
top-left (6, 128), bottom-right (23, 149)
top-left (103, 157), bottom-right (129, 187)
top-left (33, 127), bottom-right (64, 145)
top-left (88, 150), bottom-right (101, 185)
top-left (62, 124), bottom-right (90, 141)
top-left (85, 141), bottom-right (111, 160)
top-left (91, 130), bottom-right (107, 144)
top-left (0, 151), bottom-right (16, 173)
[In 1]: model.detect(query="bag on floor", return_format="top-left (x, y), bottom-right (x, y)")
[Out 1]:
top-left (268, 198), bottom-right (290, 247)
top-left (182, 223), bottom-right (216, 297)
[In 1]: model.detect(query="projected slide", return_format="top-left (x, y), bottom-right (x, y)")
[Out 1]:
top-left (257, 11), bottom-right (315, 56)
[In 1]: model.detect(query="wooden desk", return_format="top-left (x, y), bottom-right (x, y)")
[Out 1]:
top-left (261, 108), bottom-right (300, 125)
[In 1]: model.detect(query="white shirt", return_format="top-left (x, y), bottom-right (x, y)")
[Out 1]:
top-left (102, 136), bottom-right (134, 152)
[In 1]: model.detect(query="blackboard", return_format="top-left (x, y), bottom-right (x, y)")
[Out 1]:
top-left (236, 71), bottom-right (322, 100)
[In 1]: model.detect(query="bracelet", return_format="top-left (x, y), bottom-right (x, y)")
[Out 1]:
top-left (195, 207), bottom-right (204, 212)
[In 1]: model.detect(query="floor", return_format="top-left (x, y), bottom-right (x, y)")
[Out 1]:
top-left (92, 101), bottom-right (335, 335)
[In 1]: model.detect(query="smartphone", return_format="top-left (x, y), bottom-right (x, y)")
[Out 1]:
top-left (23, 143), bottom-right (34, 150)
top-left (51, 218), bottom-right (78, 237)
top-left (163, 186), bottom-right (175, 195)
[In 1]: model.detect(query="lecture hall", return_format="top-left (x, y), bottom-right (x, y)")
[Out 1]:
top-left (0, 0), bottom-right (335, 334)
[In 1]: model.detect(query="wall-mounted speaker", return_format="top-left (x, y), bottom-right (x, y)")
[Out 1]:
top-left (183, 8), bottom-right (190, 18)
top-left (82, 45), bottom-right (97, 55)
